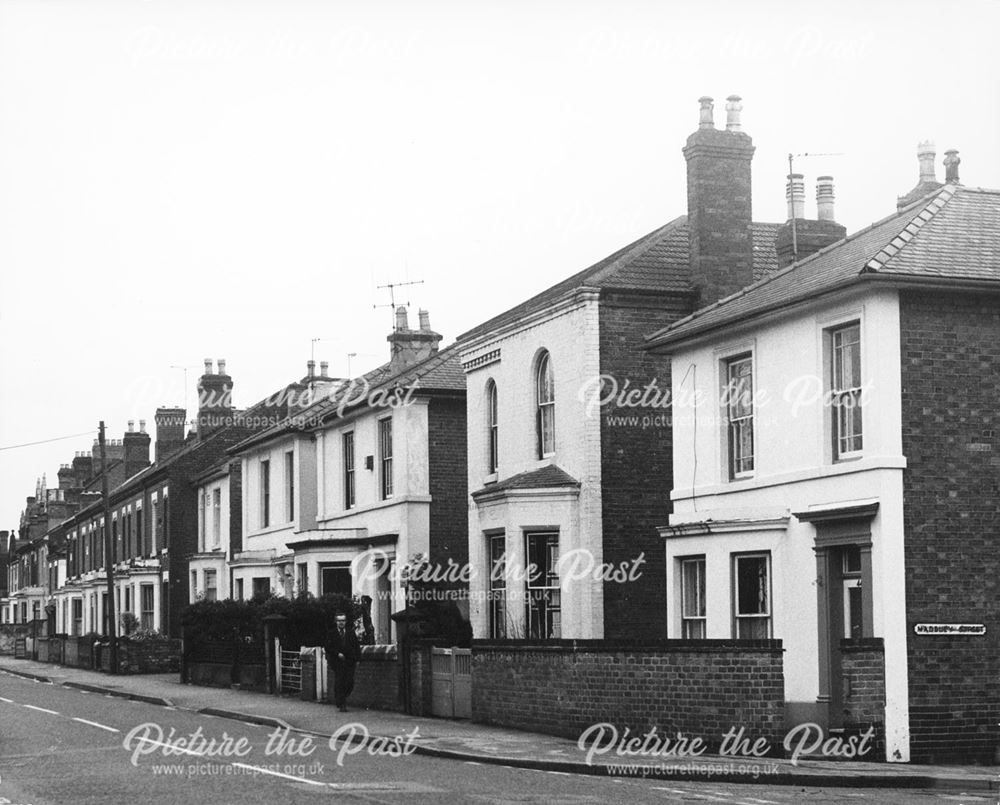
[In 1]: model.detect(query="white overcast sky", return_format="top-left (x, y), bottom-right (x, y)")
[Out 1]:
top-left (2, 0), bottom-right (999, 529)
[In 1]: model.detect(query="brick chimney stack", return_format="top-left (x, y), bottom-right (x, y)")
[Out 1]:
top-left (154, 407), bottom-right (187, 461)
top-left (387, 306), bottom-right (442, 373)
top-left (197, 359), bottom-right (233, 438)
top-left (123, 419), bottom-right (151, 479)
top-left (774, 174), bottom-right (846, 267)
top-left (683, 94), bottom-right (755, 305)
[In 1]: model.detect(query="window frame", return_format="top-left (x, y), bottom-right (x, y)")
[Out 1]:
top-left (732, 552), bottom-right (772, 639)
top-left (378, 417), bottom-right (393, 500)
top-left (535, 351), bottom-right (555, 458)
top-left (211, 488), bottom-right (222, 549)
top-left (486, 379), bottom-right (499, 474)
top-left (343, 431), bottom-right (356, 509)
top-left (139, 583), bottom-right (154, 631)
top-left (679, 556), bottom-right (707, 639)
top-left (487, 533), bottom-right (506, 639)
top-left (524, 531), bottom-right (560, 639)
top-left (830, 321), bottom-right (863, 460)
top-left (285, 450), bottom-right (295, 522)
top-left (204, 568), bottom-right (218, 602)
top-left (260, 459), bottom-right (271, 528)
top-left (724, 353), bottom-right (755, 479)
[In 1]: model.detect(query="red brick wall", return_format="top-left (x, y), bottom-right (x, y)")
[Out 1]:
top-left (598, 293), bottom-right (689, 639)
top-left (899, 290), bottom-right (1000, 763)
top-left (472, 639), bottom-right (784, 748)
top-left (840, 638), bottom-right (885, 757)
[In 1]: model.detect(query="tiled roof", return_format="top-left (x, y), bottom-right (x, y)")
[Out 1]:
top-left (458, 218), bottom-right (780, 342)
top-left (471, 464), bottom-right (580, 499)
top-left (232, 344), bottom-right (466, 451)
top-left (645, 186), bottom-right (1000, 349)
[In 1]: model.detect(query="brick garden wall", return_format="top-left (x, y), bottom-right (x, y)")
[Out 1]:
top-left (899, 290), bottom-right (1000, 763)
top-left (324, 645), bottom-right (403, 711)
top-left (840, 638), bottom-right (886, 757)
top-left (598, 294), bottom-right (689, 639)
top-left (472, 640), bottom-right (785, 749)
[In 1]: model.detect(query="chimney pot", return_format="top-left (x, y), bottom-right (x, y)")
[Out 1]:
top-left (943, 149), bottom-right (960, 183)
top-left (217, 358), bottom-right (226, 375)
top-left (139, 419), bottom-right (146, 433)
top-left (127, 420), bottom-right (134, 433)
top-left (697, 96), bottom-right (715, 129)
top-left (204, 358), bottom-right (213, 374)
top-left (307, 360), bottom-right (315, 378)
top-left (394, 306), bottom-right (409, 332)
top-left (319, 361), bottom-right (329, 377)
top-left (917, 140), bottom-right (937, 183)
top-left (816, 175), bottom-right (836, 222)
top-left (725, 94), bottom-right (743, 132)
top-left (418, 308), bottom-right (431, 332)
top-left (785, 173), bottom-right (806, 220)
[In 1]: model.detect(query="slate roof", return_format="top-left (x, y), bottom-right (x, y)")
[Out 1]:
top-left (231, 344), bottom-right (466, 452)
top-left (471, 464), bottom-right (580, 499)
top-left (458, 218), bottom-right (780, 342)
top-left (645, 185), bottom-right (1000, 349)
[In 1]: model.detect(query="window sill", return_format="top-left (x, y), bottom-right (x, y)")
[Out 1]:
top-left (483, 472), bottom-right (498, 486)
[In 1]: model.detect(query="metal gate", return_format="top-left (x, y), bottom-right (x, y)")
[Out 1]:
top-left (430, 647), bottom-right (471, 718)
top-left (274, 639), bottom-right (302, 695)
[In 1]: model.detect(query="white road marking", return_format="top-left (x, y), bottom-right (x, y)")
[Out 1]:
top-left (547, 770), bottom-right (570, 776)
top-left (0, 696), bottom-right (14, 703)
top-left (135, 737), bottom-right (206, 758)
top-left (73, 717), bottom-right (120, 733)
top-left (23, 704), bottom-right (59, 715)
top-left (463, 761), bottom-right (482, 765)
top-left (230, 762), bottom-right (325, 786)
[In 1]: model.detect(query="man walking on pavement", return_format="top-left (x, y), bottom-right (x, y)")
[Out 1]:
top-left (327, 611), bottom-right (360, 712)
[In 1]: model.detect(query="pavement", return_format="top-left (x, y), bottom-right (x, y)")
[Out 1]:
top-left (1, 654), bottom-right (996, 792)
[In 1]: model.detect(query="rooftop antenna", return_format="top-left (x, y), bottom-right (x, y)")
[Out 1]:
top-left (787, 151), bottom-right (844, 261)
top-left (374, 279), bottom-right (424, 329)
top-left (170, 364), bottom-right (198, 415)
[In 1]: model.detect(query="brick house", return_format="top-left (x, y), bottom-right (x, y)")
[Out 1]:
top-left (460, 96), bottom-right (788, 643)
top-left (228, 308), bottom-right (467, 644)
top-left (645, 150), bottom-right (999, 763)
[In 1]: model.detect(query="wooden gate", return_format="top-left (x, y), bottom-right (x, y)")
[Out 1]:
top-left (430, 646), bottom-right (471, 718)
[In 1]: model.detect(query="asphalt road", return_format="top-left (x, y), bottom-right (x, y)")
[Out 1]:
top-left (0, 673), bottom-right (993, 805)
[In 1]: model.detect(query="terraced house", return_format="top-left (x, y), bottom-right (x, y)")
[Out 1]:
top-left (646, 150), bottom-right (999, 763)
top-left (228, 308), bottom-right (467, 644)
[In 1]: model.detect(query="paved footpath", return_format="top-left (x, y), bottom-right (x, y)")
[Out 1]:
top-left (1, 655), bottom-right (996, 792)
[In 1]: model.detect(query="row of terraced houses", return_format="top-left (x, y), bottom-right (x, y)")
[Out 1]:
top-left (3, 98), bottom-right (997, 764)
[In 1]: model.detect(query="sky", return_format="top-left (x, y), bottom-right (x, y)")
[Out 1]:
top-left (2, 0), bottom-right (999, 530)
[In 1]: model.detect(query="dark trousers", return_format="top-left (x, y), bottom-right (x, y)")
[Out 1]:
top-left (333, 660), bottom-right (356, 707)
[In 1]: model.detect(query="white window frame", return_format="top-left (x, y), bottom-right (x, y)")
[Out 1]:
top-left (378, 417), bottom-right (393, 500)
top-left (732, 552), bottom-right (771, 639)
top-left (680, 556), bottom-right (707, 639)
top-left (535, 352), bottom-right (555, 458)
top-left (724, 354), bottom-right (755, 479)
top-left (486, 379), bottom-right (499, 474)
top-left (830, 321), bottom-right (863, 460)
top-left (524, 531), bottom-right (560, 639)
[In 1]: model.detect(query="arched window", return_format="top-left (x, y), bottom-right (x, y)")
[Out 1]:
top-left (486, 380), bottom-right (499, 474)
top-left (535, 351), bottom-right (555, 457)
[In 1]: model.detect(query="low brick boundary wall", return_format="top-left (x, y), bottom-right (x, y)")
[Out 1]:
top-left (97, 638), bottom-right (182, 674)
top-left (323, 645), bottom-right (403, 711)
top-left (472, 640), bottom-right (785, 749)
top-left (841, 638), bottom-right (886, 756)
